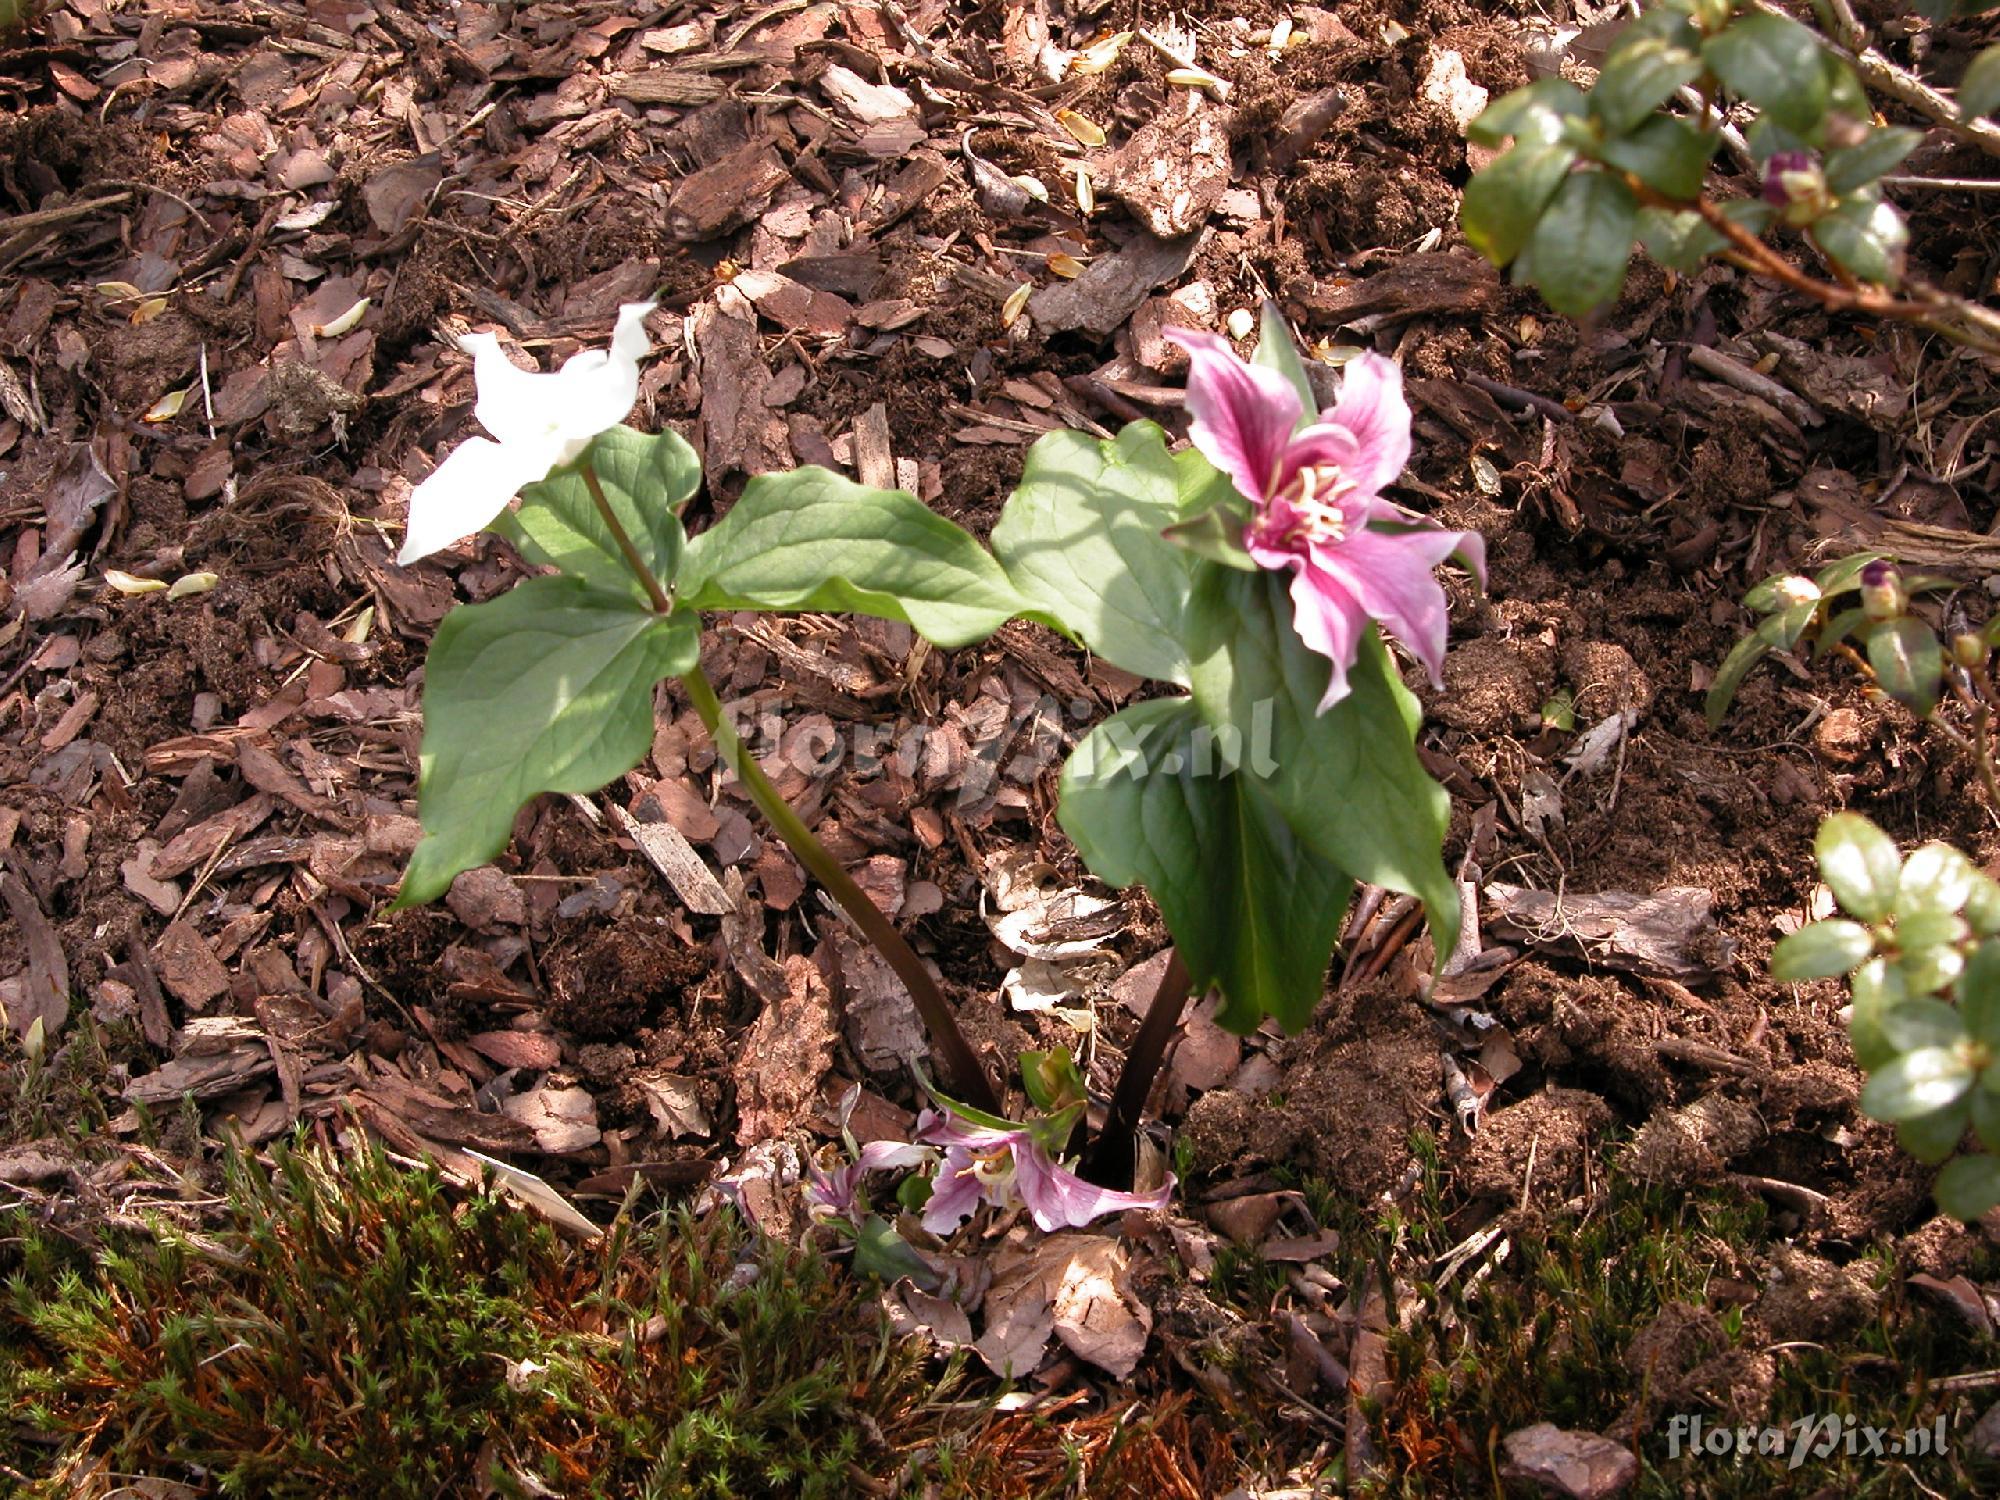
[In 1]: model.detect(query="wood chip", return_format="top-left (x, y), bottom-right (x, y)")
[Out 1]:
top-left (607, 800), bottom-right (734, 914)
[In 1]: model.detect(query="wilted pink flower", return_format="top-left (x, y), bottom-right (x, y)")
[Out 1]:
top-left (915, 1110), bottom-right (1171, 1234)
top-left (1166, 328), bottom-right (1485, 711)
top-left (803, 1138), bottom-right (934, 1220)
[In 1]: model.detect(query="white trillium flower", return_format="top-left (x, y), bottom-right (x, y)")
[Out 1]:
top-left (397, 300), bottom-right (657, 565)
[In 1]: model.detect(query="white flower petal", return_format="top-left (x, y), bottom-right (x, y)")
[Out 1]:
top-left (461, 332), bottom-right (552, 442)
top-left (399, 432), bottom-right (560, 564)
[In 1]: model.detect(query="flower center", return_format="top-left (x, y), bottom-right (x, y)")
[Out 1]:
top-left (1268, 464), bottom-right (1357, 546)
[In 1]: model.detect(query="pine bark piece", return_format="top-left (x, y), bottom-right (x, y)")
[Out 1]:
top-left (667, 142), bottom-right (791, 242)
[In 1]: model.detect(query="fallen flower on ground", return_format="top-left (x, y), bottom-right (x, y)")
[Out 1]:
top-left (916, 1110), bottom-right (1171, 1234)
top-left (398, 300), bottom-right (656, 564)
top-left (1166, 327), bottom-right (1485, 710)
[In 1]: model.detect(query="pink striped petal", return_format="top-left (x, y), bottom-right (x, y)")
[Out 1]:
top-left (1012, 1142), bottom-right (1172, 1231)
top-left (1281, 553), bottom-right (1370, 711)
top-left (1166, 327), bottom-right (1301, 503)
top-left (1326, 353), bottom-right (1411, 497)
top-left (1308, 529), bottom-right (1460, 686)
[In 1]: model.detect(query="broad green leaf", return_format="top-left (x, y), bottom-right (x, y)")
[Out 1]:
top-left (1770, 919), bottom-right (1874, 980)
top-left (1825, 128), bottom-right (1923, 193)
top-left (679, 466), bottom-right (1031, 649)
top-left (1591, 36), bottom-right (1704, 136)
top-left (1936, 1154), bottom-right (2000, 1220)
top-left (1962, 940), bottom-right (2000, 1044)
top-left (1899, 1101), bottom-right (1971, 1165)
top-left (1962, 43), bottom-right (2000, 120)
top-left (1467, 78), bottom-right (1589, 147)
top-left (1812, 195), bottom-right (1909, 287)
top-left (1862, 1046), bottom-right (1975, 1122)
top-left (1516, 170), bottom-right (1638, 317)
top-left (1742, 574), bottom-right (1818, 613)
top-left (1059, 697), bottom-right (1354, 1033)
top-left (1186, 569), bottom-right (1459, 966)
top-left (1461, 141), bottom-right (1577, 266)
top-left (1974, 1087), bottom-right (2000, 1151)
top-left (1813, 606), bottom-right (1867, 660)
top-left (1020, 1048), bottom-right (1087, 1113)
top-left (853, 1214), bottom-right (940, 1288)
top-left (1254, 302), bottom-right (1318, 425)
top-left (1896, 909), bottom-right (1970, 956)
top-left (1898, 843), bottom-right (1978, 919)
top-left (1849, 957), bottom-right (1904, 1071)
top-left (1745, 114), bottom-right (1811, 164)
top-left (1899, 944), bottom-right (1967, 998)
top-left (1703, 11), bottom-right (1829, 136)
top-left (1163, 502), bottom-right (1259, 571)
top-left (1865, 615), bottom-right (1942, 715)
top-left (1879, 997), bottom-right (1968, 1053)
top-left (991, 422), bottom-right (1199, 684)
top-left (495, 425), bottom-right (696, 605)
top-left (1816, 812), bottom-right (1901, 922)
top-left (1594, 116), bottom-right (1718, 201)
top-left (1756, 599), bottom-right (1820, 652)
top-left (399, 580), bottom-right (700, 906)
top-left (1637, 206), bottom-right (1726, 273)
top-left (1968, 874), bottom-right (2000, 937)
top-left (1704, 631), bottom-right (1773, 728)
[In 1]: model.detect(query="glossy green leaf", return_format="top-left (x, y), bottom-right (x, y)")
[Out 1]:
top-left (1824, 128), bottom-right (1923, 194)
top-left (1967, 874), bottom-right (2000, 937)
top-left (1849, 957), bottom-right (1905, 1071)
top-left (1756, 599), bottom-right (1820, 652)
top-left (1961, 43), bottom-right (2000, 121)
top-left (1862, 1046), bottom-right (1976, 1122)
top-left (854, 1214), bottom-right (940, 1287)
top-left (1879, 997), bottom-right (1968, 1053)
top-left (1899, 944), bottom-right (1968, 999)
top-left (1591, 36), bottom-right (1705, 135)
top-left (990, 422), bottom-right (1199, 684)
top-left (1899, 1100), bottom-right (1971, 1165)
top-left (1253, 301), bottom-right (1319, 425)
top-left (1461, 141), bottom-right (1577, 266)
top-left (1163, 501), bottom-right (1259, 571)
top-left (1060, 696), bottom-right (1354, 1033)
top-left (1770, 919), bottom-right (1874, 980)
top-left (1815, 812), bottom-right (1902, 923)
top-left (1865, 615), bottom-right (1942, 715)
top-left (495, 425), bottom-right (696, 605)
top-left (1515, 171), bottom-right (1639, 317)
top-left (1814, 606), bottom-right (1867, 661)
top-left (1703, 11), bottom-right (1829, 136)
top-left (1637, 206), bottom-right (1727, 273)
top-left (1467, 78), bottom-right (1589, 146)
top-left (399, 581), bottom-right (701, 906)
top-left (1814, 551), bottom-right (1887, 596)
top-left (1898, 843), bottom-right (1978, 919)
top-left (1973, 1086), bottom-right (2000, 1151)
top-left (1742, 574), bottom-right (1818, 614)
top-left (1594, 116), bottom-right (1717, 201)
top-left (1936, 1153), bottom-right (2000, 1221)
top-left (1962, 940), bottom-right (2000, 1044)
top-left (1811, 195), bottom-right (1909, 287)
top-left (1186, 568), bottom-right (1459, 969)
top-left (679, 466), bottom-right (1032, 649)
top-left (1704, 631), bottom-right (1773, 728)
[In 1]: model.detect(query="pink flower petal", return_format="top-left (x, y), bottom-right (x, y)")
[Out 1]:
top-left (1012, 1142), bottom-right (1173, 1232)
top-left (1166, 327), bottom-right (1301, 504)
top-left (920, 1145), bottom-right (990, 1234)
top-left (1279, 553), bottom-right (1371, 711)
top-left (1309, 528), bottom-right (1462, 686)
top-left (1275, 421), bottom-right (1363, 492)
top-left (1326, 353), bottom-right (1411, 497)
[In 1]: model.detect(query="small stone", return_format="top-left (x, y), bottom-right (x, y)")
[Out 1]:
top-left (1501, 1423), bottom-right (1638, 1499)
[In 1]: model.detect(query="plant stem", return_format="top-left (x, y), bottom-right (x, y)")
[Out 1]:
top-left (681, 668), bottom-right (1000, 1113)
top-left (1082, 950), bottom-right (1193, 1187)
top-left (573, 460), bottom-right (1003, 1116)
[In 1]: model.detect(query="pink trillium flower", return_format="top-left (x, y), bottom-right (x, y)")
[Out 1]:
top-left (1165, 328), bottom-right (1486, 711)
top-left (803, 1138), bottom-right (934, 1221)
top-left (915, 1110), bottom-right (1171, 1234)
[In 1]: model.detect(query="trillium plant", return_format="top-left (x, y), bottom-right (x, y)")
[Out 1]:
top-left (394, 298), bottom-right (1479, 1203)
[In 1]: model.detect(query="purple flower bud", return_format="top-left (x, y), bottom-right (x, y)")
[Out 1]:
top-left (1761, 151), bottom-right (1831, 225)
top-left (1761, 151), bottom-right (1816, 205)
top-left (1860, 560), bottom-right (1907, 620)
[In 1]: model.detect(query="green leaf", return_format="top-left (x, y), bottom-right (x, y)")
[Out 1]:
top-left (853, 1214), bottom-right (940, 1288)
top-left (990, 422), bottom-right (1200, 684)
top-left (1973, 1087), bottom-right (2000, 1151)
top-left (1594, 116), bottom-right (1718, 201)
top-left (1816, 812), bottom-right (1902, 923)
top-left (1896, 910), bottom-right (1970, 958)
top-left (1813, 606), bottom-right (1868, 660)
top-left (1961, 43), bottom-right (2000, 121)
top-left (1516, 171), bottom-right (1638, 317)
top-left (399, 580), bottom-right (701, 906)
top-left (1824, 128), bottom-right (1923, 194)
top-left (1461, 142), bottom-right (1578, 266)
top-left (1591, 37), bottom-right (1704, 136)
top-left (1756, 599), bottom-right (1820, 652)
top-left (1967, 874), bottom-right (2000, 937)
top-left (1703, 11), bottom-right (1829, 137)
top-left (494, 426), bottom-right (697, 605)
top-left (1865, 615), bottom-right (1942, 715)
top-left (1163, 501), bottom-right (1259, 571)
top-left (1814, 551), bottom-right (1887, 596)
top-left (1020, 1048), bottom-right (1088, 1113)
top-left (1898, 943), bottom-right (1967, 998)
top-left (1705, 631), bottom-right (1773, 728)
top-left (1849, 956), bottom-right (1905, 1071)
top-left (1637, 206), bottom-right (1726, 273)
top-left (1898, 843), bottom-right (1978, 919)
top-left (1186, 569), bottom-right (1459, 967)
top-left (1879, 997), bottom-right (1968, 1053)
top-left (679, 466), bottom-right (1031, 649)
top-left (1936, 1154), bottom-right (2000, 1220)
top-left (1770, 919), bottom-right (1874, 980)
top-left (1899, 1101), bottom-right (1971, 1165)
top-left (1862, 1046), bottom-right (1976, 1122)
top-left (1811, 195), bottom-right (1909, 287)
top-left (1060, 697), bottom-right (1354, 1033)
top-left (1742, 574), bottom-right (1818, 614)
top-left (1962, 940), bottom-right (2000, 1044)
top-left (1467, 78), bottom-right (1589, 146)
top-left (1253, 302), bottom-right (1318, 424)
